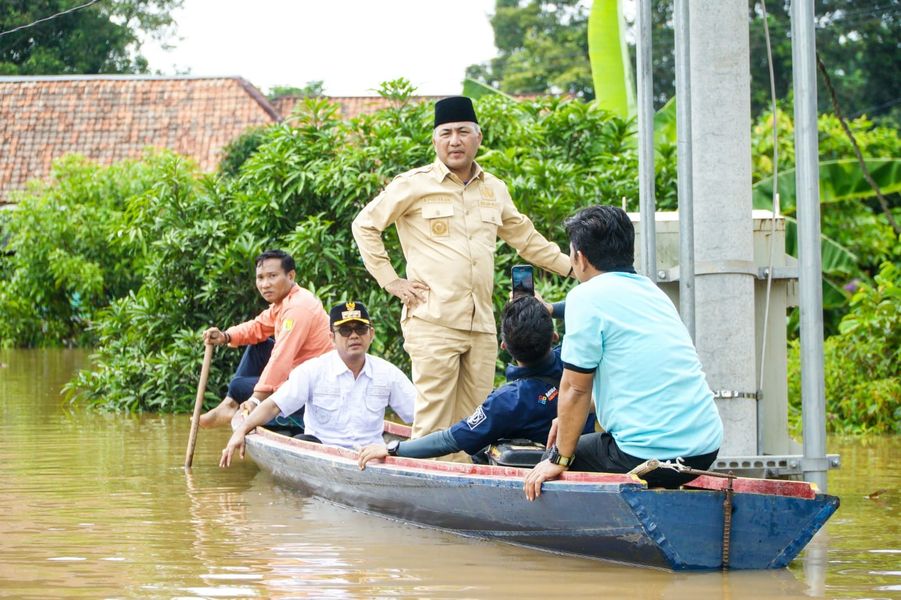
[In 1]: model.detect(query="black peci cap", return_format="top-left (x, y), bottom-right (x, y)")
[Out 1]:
top-left (329, 300), bottom-right (371, 327)
top-left (434, 96), bottom-right (478, 128)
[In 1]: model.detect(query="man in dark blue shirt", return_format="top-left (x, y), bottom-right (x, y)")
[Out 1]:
top-left (357, 296), bottom-right (595, 468)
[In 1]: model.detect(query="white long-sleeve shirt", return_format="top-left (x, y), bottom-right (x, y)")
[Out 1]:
top-left (270, 350), bottom-right (415, 449)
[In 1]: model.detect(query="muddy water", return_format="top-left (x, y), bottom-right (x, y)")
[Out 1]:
top-left (0, 349), bottom-right (897, 598)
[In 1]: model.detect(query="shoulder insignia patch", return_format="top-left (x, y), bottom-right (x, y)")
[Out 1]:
top-left (283, 319), bottom-right (294, 331)
top-left (479, 183), bottom-right (495, 200)
top-left (465, 406), bottom-right (487, 429)
top-left (538, 386), bottom-right (558, 405)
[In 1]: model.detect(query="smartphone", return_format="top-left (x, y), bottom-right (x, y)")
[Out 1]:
top-left (511, 264), bottom-right (535, 298)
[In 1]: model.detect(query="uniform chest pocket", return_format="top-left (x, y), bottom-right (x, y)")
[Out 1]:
top-left (475, 206), bottom-right (501, 245)
top-left (479, 207), bottom-right (501, 226)
top-left (310, 387), bottom-right (342, 424)
top-left (422, 204), bottom-right (454, 238)
top-left (360, 384), bottom-right (390, 433)
top-left (364, 384), bottom-right (391, 412)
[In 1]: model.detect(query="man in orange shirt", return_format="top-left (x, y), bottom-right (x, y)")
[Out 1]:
top-left (199, 249), bottom-right (333, 429)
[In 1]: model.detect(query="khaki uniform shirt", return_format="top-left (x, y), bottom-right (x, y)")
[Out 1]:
top-left (352, 159), bottom-right (570, 334)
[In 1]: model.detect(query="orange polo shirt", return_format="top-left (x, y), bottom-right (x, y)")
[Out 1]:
top-left (225, 284), bottom-right (333, 395)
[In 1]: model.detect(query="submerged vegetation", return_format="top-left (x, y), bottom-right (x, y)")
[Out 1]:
top-left (0, 80), bottom-right (897, 432)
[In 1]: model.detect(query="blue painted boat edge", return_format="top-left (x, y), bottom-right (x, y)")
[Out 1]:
top-left (621, 487), bottom-right (841, 570)
top-left (767, 494), bottom-right (840, 568)
top-left (243, 428), bottom-right (839, 570)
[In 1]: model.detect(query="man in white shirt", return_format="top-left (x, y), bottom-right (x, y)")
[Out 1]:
top-left (219, 300), bottom-right (415, 467)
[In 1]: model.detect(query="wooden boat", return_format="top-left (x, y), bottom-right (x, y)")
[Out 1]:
top-left (241, 422), bottom-right (839, 571)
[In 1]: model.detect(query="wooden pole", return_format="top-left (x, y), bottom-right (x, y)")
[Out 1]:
top-left (184, 343), bottom-right (214, 469)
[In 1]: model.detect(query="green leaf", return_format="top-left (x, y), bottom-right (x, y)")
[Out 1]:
top-left (462, 78), bottom-right (514, 100)
top-left (653, 97), bottom-right (677, 147)
top-left (752, 158), bottom-right (901, 213)
top-left (784, 216), bottom-right (858, 275)
top-left (588, 0), bottom-right (634, 117)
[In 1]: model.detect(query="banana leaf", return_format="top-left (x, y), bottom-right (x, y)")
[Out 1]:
top-left (653, 96), bottom-right (677, 146)
top-left (783, 217), bottom-right (859, 275)
top-left (752, 158), bottom-right (901, 214)
top-left (588, 0), bottom-right (634, 117)
top-left (462, 78), bottom-right (515, 101)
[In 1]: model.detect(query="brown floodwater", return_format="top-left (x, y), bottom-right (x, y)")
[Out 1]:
top-left (0, 349), bottom-right (897, 599)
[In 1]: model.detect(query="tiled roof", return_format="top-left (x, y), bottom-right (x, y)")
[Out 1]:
top-left (0, 75), bottom-right (281, 204)
top-left (272, 95), bottom-right (446, 121)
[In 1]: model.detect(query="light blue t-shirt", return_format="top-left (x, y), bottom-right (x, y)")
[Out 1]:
top-left (561, 272), bottom-right (723, 459)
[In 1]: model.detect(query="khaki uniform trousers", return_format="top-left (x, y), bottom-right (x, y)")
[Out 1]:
top-left (402, 317), bottom-right (497, 462)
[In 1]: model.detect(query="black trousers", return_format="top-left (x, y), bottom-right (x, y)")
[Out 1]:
top-left (570, 432), bottom-right (719, 489)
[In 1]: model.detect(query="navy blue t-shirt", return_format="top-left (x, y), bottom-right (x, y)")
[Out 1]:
top-left (449, 347), bottom-right (596, 455)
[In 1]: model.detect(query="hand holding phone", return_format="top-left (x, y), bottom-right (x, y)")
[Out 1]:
top-left (511, 264), bottom-right (534, 298)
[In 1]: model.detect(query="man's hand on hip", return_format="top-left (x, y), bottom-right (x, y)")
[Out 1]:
top-left (386, 278), bottom-right (429, 309)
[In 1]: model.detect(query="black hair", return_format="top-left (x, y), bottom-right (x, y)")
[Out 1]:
top-left (255, 249), bottom-right (295, 273)
top-left (501, 296), bottom-right (554, 366)
top-left (563, 205), bottom-right (634, 272)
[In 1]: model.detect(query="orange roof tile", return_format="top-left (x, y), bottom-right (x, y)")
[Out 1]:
top-left (272, 94), bottom-right (446, 121)
top-left (0, 75), bottom-right (281, 204)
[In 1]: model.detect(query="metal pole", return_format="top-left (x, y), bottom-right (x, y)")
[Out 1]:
top-left (791, 0), bottom-right (828, 492)
top-left (637, 0), bottom-right (656, 281)
top-left (674, 0), bottom-right (695, 339)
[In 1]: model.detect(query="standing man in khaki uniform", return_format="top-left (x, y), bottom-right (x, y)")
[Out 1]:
top-left (352, 96), bottom-right (571, 450)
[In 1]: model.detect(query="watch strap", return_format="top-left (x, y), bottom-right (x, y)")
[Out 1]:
top-left (548, 445), bottom-right (573, 467)
top-left (386, 440), bottom-right (400, 456)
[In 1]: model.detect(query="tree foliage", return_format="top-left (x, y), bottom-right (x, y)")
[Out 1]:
top-left (0, 152), bottom-right (194, 347)
top-left (2, 80), bottom-right (896, 430)
top-left (44, 81), bottom-right (658, 412)
top-left (469, 0), bottom-right (900, 124)
top-left (787, 261), bottom-right (901, 434)
top-left (466, 0), bottom-right (595, 99)
top-left (266, 80), bottom-right (325, 100)
top-left (0, 0), bottom-right (182, 75)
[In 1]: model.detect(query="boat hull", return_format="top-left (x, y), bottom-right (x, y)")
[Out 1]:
top-left (245, 428), bottom-right (838, 570)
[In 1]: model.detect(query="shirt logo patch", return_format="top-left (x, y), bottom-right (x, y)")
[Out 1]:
top-left (538, 387), bottom-right (558, 405)
top-left (283, 319), bottom-right (294, 331)
top-left (431, 219), bottom-right (449, 236)
top-left (479, 183), bottom-right (495, 200)
top-left (465, 406), bottom-right (487, 429)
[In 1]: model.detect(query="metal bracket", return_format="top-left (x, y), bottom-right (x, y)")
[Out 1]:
top-left (714, 454), bottom-right (841, 477)
top-left (712, 389), bottom-right (759, 401)
top-left (656, 261), bottom-right (799, 282)
top-left (758, 266), bottom-right (799, 280)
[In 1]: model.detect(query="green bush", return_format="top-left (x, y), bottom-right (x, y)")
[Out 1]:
top-left (787, 261), bottom-right (901, 434)
top-left (60, 81), bottom-right (671, 412)
top-left (218, 126), bottom-right (269, 179)
top-left (0, 152), bottom-right (197, 347)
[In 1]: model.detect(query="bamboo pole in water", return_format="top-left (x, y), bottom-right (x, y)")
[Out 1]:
top-left (184, 344), bottom-right (214, 468)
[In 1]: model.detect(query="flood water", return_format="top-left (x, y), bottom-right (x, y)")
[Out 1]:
top-left (0, 349), bottom-right (897, 599)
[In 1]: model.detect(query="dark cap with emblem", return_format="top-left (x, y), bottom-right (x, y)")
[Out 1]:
top-left (329, 300), bottom-right (371, 327)
top-left (434, 96), bottom-right (478, 128)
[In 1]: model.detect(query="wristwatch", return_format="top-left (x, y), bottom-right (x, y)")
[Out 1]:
top-left (547, 445), bottom-right (574, 467)
top-left (386, 440), bottom-right (401, 456)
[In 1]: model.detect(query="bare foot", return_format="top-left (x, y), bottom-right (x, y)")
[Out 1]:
top-left (199, 397), bottom-right (238, 429)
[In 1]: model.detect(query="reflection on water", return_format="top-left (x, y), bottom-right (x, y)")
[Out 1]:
top-left (0, 349), bottom-right (897, 598)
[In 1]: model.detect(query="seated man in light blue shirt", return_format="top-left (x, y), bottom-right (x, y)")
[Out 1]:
top-left (524, 205), bottom-right (723, 498)
top-left (220, 300), bottom-right (415, 467)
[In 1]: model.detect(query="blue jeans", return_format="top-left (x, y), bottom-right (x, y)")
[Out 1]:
top-left (228, 340), bottom-right (304, 429)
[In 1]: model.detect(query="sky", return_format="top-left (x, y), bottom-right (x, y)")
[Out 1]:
top-left (141, 0), bottom-right (499, 96)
